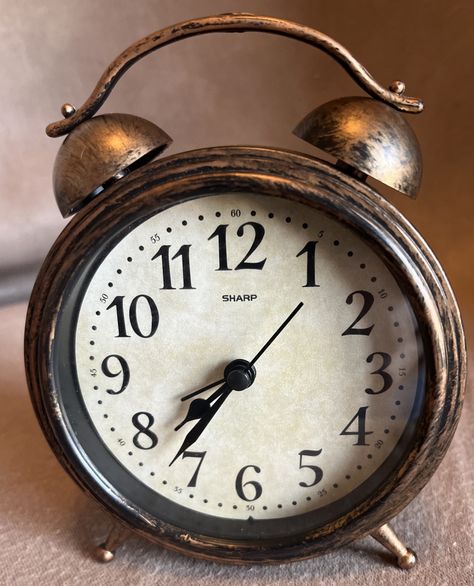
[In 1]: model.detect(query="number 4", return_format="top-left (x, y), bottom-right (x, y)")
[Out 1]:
top-left (340, 406), bottom-right (373, 446)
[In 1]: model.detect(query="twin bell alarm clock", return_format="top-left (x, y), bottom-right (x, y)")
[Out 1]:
top-left (25, 14), bottom-right (465, 569)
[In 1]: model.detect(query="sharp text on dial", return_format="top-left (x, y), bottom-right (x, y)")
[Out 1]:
top-left (222, 294), bottom-right (258, 302)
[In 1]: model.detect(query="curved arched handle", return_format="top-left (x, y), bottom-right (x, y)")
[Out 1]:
top-left (46, 13), bottom-right (423, 137)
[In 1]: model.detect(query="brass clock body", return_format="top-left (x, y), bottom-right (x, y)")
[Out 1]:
top-left (25, 147), bottom-right (464, 564)
top-left (24, 13), bottom-right (466, 569)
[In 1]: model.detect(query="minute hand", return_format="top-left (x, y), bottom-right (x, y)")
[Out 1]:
top-left (249, 301), bottom-right (304, 366)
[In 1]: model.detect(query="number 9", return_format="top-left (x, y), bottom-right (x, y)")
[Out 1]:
top-left (101, 354), bottom-right (130, 395)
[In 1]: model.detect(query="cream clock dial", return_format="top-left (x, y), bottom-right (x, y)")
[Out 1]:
top-left (73, 193), bottom-right (424, 536)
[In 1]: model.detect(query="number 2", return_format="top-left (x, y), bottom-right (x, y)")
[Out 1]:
top-left (342, 290), bottom-right (374, 336)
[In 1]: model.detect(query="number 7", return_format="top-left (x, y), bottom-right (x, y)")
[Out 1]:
top-left (182, 451), bottom-right (207, 487)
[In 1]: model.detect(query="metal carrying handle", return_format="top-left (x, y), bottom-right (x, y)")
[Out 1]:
top-left (46, 13), bottom-right (423, 137)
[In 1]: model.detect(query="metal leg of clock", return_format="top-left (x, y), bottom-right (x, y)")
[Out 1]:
top-left (371, 523), bottom-right (417, 569)
top-left (96, 524), bottom-right (130, 563)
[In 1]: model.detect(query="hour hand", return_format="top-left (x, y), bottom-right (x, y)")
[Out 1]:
top-left (170, 385), bottom-right (231, 466)
top-left (174, 385), bottom-right (228, 431)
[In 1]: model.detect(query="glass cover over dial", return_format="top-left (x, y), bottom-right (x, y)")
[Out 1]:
top-left (70, 193), bottom-right (425, 540)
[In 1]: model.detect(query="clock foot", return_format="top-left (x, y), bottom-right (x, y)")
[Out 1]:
top-left (370, 523), bottom-right (417, 569)
top-left (95, 524), bottom-right (130, 563)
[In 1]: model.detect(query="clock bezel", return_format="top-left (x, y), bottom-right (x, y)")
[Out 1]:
top-left (25, 146), bottom-right (465, 563)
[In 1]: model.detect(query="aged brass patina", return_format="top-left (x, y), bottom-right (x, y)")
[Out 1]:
top-left (45, 13), bottom-right (423, 139)
top-left (27, 147), bottom-right (465, 568)
top-left (372, 524), bottom-right (417, 570)
top-left (53, 113), bottom-right (171, 217)
top-left (294, 97), bottom-right (423, 197)
top-left (96, 525), bottom-right (130, 563)
top-left (27, 13), bottom-right (466, 571)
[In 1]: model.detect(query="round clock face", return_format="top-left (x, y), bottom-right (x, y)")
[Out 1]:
top-left (63, 192), bottom-right (424, 540)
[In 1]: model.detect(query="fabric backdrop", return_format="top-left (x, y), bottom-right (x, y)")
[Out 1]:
top-left (0, 1), bottom-right (472, 584)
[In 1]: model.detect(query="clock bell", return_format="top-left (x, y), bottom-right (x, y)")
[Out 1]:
top-left (294, 96), bottom-right (422, 197)
top-left (47, 13), bottom-right (423, 223)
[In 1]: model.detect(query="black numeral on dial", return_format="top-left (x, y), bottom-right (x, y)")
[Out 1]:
top-left (151, 244), bottom-right (195, 289)
top-left (101, 354), bottom-right (130, 395)
top-left (132, 412), bottom-right (158, 450)
top-left (208, 222), bottom-right (267, 271)
top-left (365, 352), bottom-right (393, 394)
top-left (340, 406), bottom-right (373, 446)
top-left (106, 295), bottom-right (159, 338)
top-left (296, 241), bottom-right (320, 287)
top-left (182, 451), bottom-right (207, 487)
top-left (342, 290), bottom-right (374, 336)
top-left (298, 449), bottom-right (323, 487)
top-left (235, 465), bottom-right (263, 501)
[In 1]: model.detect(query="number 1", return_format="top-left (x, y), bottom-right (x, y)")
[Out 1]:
top-left (296, 241), bottom-right (320, 287)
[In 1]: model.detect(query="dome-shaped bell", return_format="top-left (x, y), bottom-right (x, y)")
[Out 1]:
top-left (53, 113), bottom-right (172, 217)
top-left (293, 97), bottom-right (422, 197)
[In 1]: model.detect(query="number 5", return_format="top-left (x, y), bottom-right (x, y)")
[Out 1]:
top-left (298, 449), bottom-right (323, 487)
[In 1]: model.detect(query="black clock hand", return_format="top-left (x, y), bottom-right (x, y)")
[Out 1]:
top-left (179, 302), bottom-right (304, 402)
top-left (171, 304), bottom-right (304, 463)
top-left (170, 384), bottom-right (231, 466)
top-left (181, 377), bottom-right (225, 402)
top-left (175, 385), bottom-right (228, 431)
top-left (249, 301), bottom-right (304, 366)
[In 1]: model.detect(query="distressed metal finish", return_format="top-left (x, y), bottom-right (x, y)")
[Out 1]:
top-left (294, 97), bottom-right (423, 197)
top-left (371, 523), bottom-right (417, 569)
top-left (25, 147), bottom-right (465, 564)
top-left (96, 524), bottom-right (130, 563)
top-left (53, 113), bottom-right (172, 217)
top-left (45, 13), bottom-right (423, 138)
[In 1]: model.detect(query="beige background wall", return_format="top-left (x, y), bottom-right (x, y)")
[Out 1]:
top-left (0, 0), bottom-right (473, 335)
top-left (0, 1), bottom-right (472, 585)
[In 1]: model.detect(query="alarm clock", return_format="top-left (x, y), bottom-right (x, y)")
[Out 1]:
top-left (25, 14), bottom-right (465, 570)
